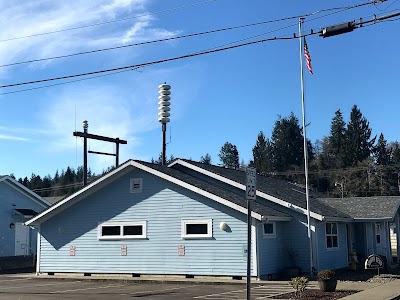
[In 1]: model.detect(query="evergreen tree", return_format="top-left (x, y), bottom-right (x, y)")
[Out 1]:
top-left (328, 109), bottom-right (346, 167)
top-left (218, 142), bottom-right (239, 169)
top-left (252, 131), bottom-right (273, 175)
top-left (271, 113), bottom-right (304, 171)
top-left (374, 133), bottom-right (391, 165)
top-left (200, 153), bottom-right (212, 164)
top-left (342, 105), bottom-right (376, 167)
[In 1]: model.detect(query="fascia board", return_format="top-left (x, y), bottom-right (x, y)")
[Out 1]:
top-left (170, 160), bottom-right (324, 221)
top-left (132, 161), bottom-right (262, 220)
top-left (2, 176), bottom-right (51, 208)
top-left (26, 162), bottom-right (133, 225)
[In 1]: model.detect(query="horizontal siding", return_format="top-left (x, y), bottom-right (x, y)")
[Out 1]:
top-left (0, 182), bottom-right (45, 257)
top-left (257, 222), bottom-right (284, 276)
top-left (39, 169), bottom-right (254, 276)
top-left (316, 222), bottom-right (348, 270)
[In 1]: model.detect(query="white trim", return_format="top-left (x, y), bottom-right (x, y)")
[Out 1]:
top-left (98, 221), bottom-right (147, 240)
top-left (169, 159), bottom-right (325, 221)
top-left (27, 160), bottom-right (263, 226)
top-left (262, 222), bottom-right (276, 238)
top-left (251, 220), bottom-right (257, 277)
top-left (325, 222), bottom-right (339, 250)
top-left (36, 225), bottom-right (41, 274)
top-left (181, 219), bottom-right (212, 239)
top-left (0, 176), bottom-right (51, 208)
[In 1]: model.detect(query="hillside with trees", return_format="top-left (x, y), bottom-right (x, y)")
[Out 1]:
top-left (11, 105), bottom-right (400, 199)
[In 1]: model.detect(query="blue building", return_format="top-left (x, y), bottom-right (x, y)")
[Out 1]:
top-left (0, 175), bottom-right (50, 257)
top-left (26, 160), bottom-right (400, 278)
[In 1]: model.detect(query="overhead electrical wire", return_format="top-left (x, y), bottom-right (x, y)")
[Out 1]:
top-left (0, 0), bottom-right (218, 43)
top-left (1, 6), bottom-right (398, 93)
top-left (0, 0), bottom-right (383, 68)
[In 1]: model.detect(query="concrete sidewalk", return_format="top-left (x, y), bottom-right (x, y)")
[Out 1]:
top-left (338, 279), bottom-right (400, 300)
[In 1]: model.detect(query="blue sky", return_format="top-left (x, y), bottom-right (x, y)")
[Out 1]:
top-left (0, 0), bottom-right (399, 179)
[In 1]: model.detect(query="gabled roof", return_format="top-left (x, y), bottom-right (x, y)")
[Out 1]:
top-left (26, 160), bottom-right (291, 226)
top-left (169, 159), bottom-right (351, 221)
top-left (0, 175), bottom-right (51, 208)
top-left (318, 197), bottom-right (400, 221)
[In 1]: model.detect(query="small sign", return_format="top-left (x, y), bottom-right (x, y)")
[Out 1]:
top-left (69, 246), bottom-right (76, 256)
top-left (121, 245), bottom-right (127, 256)
top-left (246, 167), bottom-right (257, 200)
top-left (242, 244), bottom-right (248, 257)
top-left (178, 245), bottom-right (185, 256)
top-left (365, 254), bottom-right (384, 269)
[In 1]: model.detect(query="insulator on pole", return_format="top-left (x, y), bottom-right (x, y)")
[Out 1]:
top-left (158, 84), bottom-right (171, 123)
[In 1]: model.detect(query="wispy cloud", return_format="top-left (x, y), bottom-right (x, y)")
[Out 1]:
top-left (0, 134), bottom-right (29, 141)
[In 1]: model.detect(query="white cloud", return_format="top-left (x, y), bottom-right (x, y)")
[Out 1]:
top-left (0, 134), bottom-right (29, 141)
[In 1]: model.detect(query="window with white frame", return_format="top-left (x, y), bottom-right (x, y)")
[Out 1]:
top-left (98, 221), bottom-right (147, 240)
top-left (130, 178), bottom-right (143, 193)
top-left (375, 223), bottom-right (381, 244)
top-left (325, 222), bottom-right (338, 249)
top-left (262, 222), bottom-right (276, 237)
top-left (181, 219), bottom-right (212, 239)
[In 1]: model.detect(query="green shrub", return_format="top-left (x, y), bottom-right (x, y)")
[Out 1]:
top-left (288, 276), bottom-right (309, 296)
top-left (317, 269), bottom-right (336, 280)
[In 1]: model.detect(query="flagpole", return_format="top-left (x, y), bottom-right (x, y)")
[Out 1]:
top-left (299, 17), bottom-right (313, 275)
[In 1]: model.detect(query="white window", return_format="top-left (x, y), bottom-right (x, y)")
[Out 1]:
top-left (262, 222), bottom-right (276, 237)
top-left (375, 223), bottom-right (381, 244)
top-left (326, 222), bottom-right (338, 249)
top-left (181, 219), bottom-right (212, 239)
top-left (98, 221), bottom-right (147, 240)
top-left (130, 178), bottom-right (143, 193)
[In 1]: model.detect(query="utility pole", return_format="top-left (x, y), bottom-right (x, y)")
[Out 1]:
top-left (73, 120), bottom-right (127, 186)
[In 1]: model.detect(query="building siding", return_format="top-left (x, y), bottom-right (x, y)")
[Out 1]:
top-left (257, 221), bottom-right (285, 276)
top-left (39, 168), bottom-right (256, 276)
top-left (316, 222), bottom-right (348, 270)
top-left (0, 181), bottom-right (45, 257)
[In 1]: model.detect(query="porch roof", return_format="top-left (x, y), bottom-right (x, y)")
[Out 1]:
top-left (318, 196), bottom-right (400, 220)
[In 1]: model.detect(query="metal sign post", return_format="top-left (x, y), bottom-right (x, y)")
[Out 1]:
top-left (245, 167), bottom-right (256, 300)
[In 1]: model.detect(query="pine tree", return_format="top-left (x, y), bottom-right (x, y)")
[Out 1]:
top-left (374, 133), bottom-right (391, 165)
top-left (200, 153), bottom-right (212, 164)
top-left (328, 109), bottom-right (346, 167)
top-left (218, 142), bottom-right (239, 169)
top-left (342, 105), bottom-right (376, 167)
top-left (271, 113), bottom-right (305, 171)
top-left (252, 131), bottom-right (273, 175)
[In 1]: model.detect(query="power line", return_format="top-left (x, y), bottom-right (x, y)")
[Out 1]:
top-left (0, 0), bottom-right (381, 68)
top-left (1, 8), bottom-right (399, 92)
top-left (0, 33), bottom-right (316, 90)
top-left (0, 0), bottom-right (218, 43)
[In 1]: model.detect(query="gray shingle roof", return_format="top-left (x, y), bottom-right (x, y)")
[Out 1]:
top-left (318, 197), bottom-right (400, 220)
top-left (139, 161), bottom-right (290, 219)
top-left (175, 159), bottom-right (351, 219)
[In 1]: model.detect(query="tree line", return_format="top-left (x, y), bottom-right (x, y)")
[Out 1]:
top-left (11, 104), bottom-right (399, 198)
top-left (216, 105), bottom-right (400, 197)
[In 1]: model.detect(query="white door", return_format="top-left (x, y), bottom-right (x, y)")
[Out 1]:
top-left (14, 223), bottom-right (29, 256)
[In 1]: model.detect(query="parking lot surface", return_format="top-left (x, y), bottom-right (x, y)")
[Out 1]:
top-left (0, 274), bottom-right (315, 299)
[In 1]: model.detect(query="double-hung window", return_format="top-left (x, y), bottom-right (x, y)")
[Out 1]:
top-left (325, 222), bottom-right (338, 249)
top-left (181, 219), bottom-right (212, 239)
top-left (99, 221), bottom-right (147, 240)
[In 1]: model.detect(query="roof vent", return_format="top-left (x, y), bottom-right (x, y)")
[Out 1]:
top-left (130, 178), bottom-right (143, 193)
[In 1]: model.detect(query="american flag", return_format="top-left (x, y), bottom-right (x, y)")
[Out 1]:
top-left (304, 37), bottom-right (313, 74)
